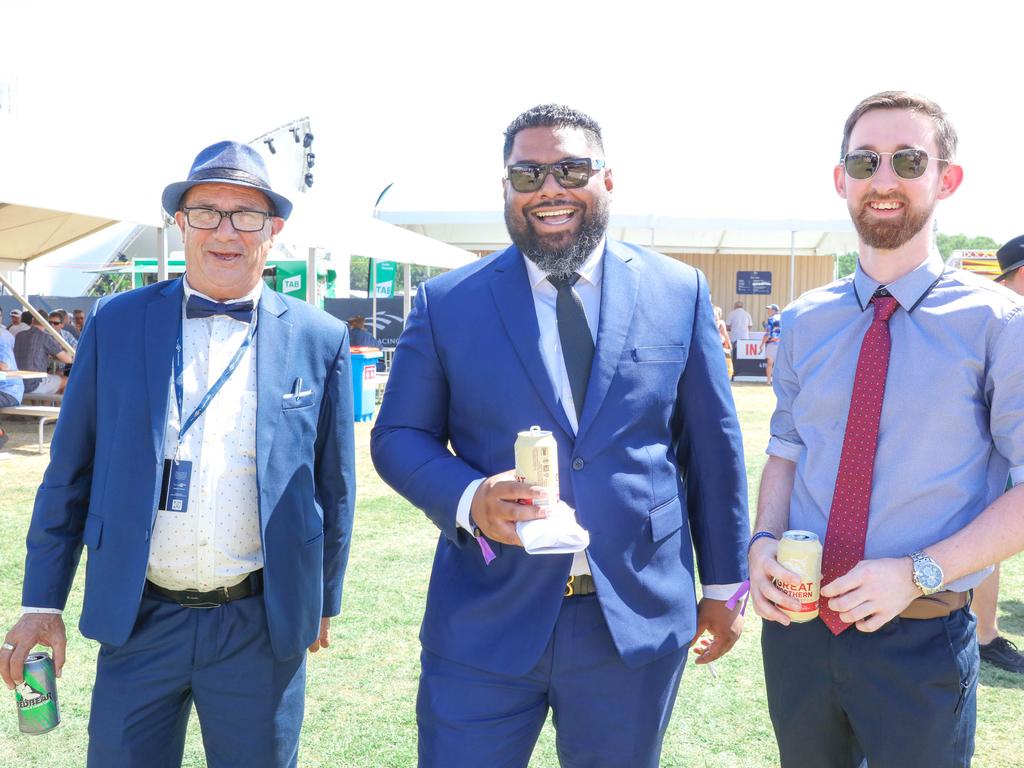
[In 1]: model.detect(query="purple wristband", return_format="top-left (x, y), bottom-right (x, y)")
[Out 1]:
top-left (747, 530), bottom-right (778, 554)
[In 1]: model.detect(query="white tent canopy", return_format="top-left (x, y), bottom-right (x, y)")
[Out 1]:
top-left (379, 210), bottom-right (858, 257)
top-left (0, 202), bottom-right (120, 270)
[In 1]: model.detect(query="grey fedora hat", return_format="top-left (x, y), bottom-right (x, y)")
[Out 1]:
top-left (994, 234), bottom-right (1024, 282)
top-left (161, 140), bottom-right (293, 220)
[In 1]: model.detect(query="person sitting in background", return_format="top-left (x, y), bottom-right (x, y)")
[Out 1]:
top-left (346, 315), bottom-right (380, 348)
top-left (13, 313), bottom-right (74, 396)
top-left (0, 325), bottom-right (24, 451)
top-left (6, 309), bottom-right (28, 336)
top-left (73, 308), bottom-right (86, 337)
top-left (50, 310), bottom-right (78, 350)
top-left (59, 308), bottom-right (81, 341)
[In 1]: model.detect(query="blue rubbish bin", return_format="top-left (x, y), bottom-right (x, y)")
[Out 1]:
top-left (350, 347), bottom-right (383, 422)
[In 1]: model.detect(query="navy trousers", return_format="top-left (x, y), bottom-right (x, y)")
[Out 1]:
top-left (87, 593), bottom-right (306, 768)
top-left (762, 607), bottom-right (978, 768)
top-left (417, 593), bottom-right (688, 768)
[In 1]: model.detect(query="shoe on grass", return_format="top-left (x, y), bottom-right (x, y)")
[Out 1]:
top-left (979, 636), bottom-right (1024, 674)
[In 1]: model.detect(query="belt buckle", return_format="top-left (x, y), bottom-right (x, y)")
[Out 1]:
top-left (179, 590), bottom-right (219, 609)
top-left (565, 575), bottom-right (575, 598)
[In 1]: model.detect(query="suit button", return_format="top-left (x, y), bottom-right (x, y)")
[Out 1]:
top-left (572, 458), bottom-right (585, 471)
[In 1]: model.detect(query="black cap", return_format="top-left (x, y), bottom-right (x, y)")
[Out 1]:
top-left (995, 235), bottom-right (1024, 282)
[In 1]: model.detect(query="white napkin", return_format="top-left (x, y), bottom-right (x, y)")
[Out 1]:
top-left (516, 500), bottom-right (590, 555)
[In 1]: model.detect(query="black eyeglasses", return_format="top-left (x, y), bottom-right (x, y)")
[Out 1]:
top-left (505, 158), bottom-right (605, 193)
top-left (49, 319), bottom-right (62, 326)
top-left (842, 149), bottom-right (949, 181)
top-left (183, 207), bottom-right (273, 232)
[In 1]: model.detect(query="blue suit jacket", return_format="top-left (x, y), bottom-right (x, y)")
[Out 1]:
top-left (371, 241), bottom-right (748, 676)
top-left (22, 279), bottom-right (356, 660)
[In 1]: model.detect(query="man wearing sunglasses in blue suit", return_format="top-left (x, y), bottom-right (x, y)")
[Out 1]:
top-left (372, 104), bottom-right (749, 767)
top-left (0, 141), bottom-right (356, 768)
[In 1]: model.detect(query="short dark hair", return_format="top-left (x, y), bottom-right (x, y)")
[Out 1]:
top-left (840, 91), bottom-right (958, 162)
top-left (23, 313), bottom-right (34, 326)
top-left (503, 104), bottom-right (604, 162)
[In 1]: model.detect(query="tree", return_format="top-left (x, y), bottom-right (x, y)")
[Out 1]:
top-left (936, 233), bottom-right (999, 262)
top-left (837, 251), bottom-right (858, 278)
top-left (836, 233), bottom-right (1000, 278)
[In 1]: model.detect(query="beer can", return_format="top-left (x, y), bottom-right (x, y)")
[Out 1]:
top-left (16, 652), bottom-right (60, 734)
top-left (514, 426), bottom-right (558, 506)
top-left (774, 530), bottom-right (823, 622)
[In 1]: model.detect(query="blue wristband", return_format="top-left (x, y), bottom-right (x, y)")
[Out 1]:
top-left (747, 531), bottom-right (778, 553)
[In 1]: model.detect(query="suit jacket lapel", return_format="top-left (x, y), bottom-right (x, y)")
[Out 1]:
top-left (490, 247), bottom-right (575, 438)
top-left (577, 242), bottom-right (639, 437)
top-left (255, 288), bottom-right (293, 521)
top-left (145, 279), bottom-right (183, 461)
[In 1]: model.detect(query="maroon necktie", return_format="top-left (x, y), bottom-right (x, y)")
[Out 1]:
top-left (818, 293), bottom-right (899, 635)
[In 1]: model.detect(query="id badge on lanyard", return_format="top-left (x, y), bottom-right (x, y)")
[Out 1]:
top-left (160, 314), bottom-right (257, 513)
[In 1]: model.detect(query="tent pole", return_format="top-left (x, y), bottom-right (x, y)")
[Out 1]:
top-left (0, 271), bottom-right (75, 355)
top-left (307, 246), bottom-right (317, 305)
top-left (403, 262), bottom-right (411, 320)
top-left (157, 226), bottom-right (168, 282)
top-left (371, 259), bottom-right (377, 335)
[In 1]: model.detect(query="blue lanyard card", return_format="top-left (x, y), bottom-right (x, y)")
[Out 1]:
top-left (159, 458), bottom-right (193, 513)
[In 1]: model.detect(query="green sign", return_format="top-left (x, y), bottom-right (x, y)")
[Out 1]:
top-left (373, 260), bottom-right (397, 298)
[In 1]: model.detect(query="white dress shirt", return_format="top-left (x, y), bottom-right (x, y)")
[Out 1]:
top-left (455, 242), bottom-right (737, 598)
top-left (147, 277), bottom-right (264, 591)
top-left (24, 277), bottom-right (265, 613)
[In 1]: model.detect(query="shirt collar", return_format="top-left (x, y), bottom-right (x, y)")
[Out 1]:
top-left (182, 274), bottom-right (264, 306)
top-left (853, 249), bottom-right (944, 313)
top-left (522, 236), bottom-right (607, 290)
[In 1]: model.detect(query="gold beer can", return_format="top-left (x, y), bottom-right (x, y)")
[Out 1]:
top-left (514, 426), bottom-right (558, 506)
top-left (774, 530), bottom-right (823, 622)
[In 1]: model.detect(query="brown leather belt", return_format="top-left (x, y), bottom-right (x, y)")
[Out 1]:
top-left (146, 570), bottom-right (263, 609)
top-left (899, 590), bottom-right (968, 620)
top-left (565, 574), bottom-right (596, 597)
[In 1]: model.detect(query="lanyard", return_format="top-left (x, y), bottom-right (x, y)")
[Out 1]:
top-left (173, 312), bottom-right (257, 451)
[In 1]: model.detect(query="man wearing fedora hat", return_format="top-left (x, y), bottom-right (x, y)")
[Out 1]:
top-left (0, 140), bottom-right (356, 767)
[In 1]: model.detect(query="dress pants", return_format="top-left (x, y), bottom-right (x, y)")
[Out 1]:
top-left (761, 607), bottom-right (978, 768)
top-left (87, 592), bottom-right (306, 768)
top-left (417, 593), bottom-right (688, 768)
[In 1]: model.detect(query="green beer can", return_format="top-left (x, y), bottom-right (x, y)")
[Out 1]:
top-left (16, 652), bottom-right (60, 734)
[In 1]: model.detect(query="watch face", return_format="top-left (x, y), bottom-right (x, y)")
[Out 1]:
top-left (917, 562), bottom-right (943, 589)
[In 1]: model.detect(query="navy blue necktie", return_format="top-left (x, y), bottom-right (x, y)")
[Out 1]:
top-left (185, 295), bottom-right (255, 323)
top-left (547, 273), bottom-right (595, 424)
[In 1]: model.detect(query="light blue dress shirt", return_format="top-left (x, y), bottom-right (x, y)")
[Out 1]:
top-left (768, 251), bottom-right (1024, 591)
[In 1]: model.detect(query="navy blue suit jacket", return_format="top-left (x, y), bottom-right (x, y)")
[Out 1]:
top-left (372, 241), bottom-right (748, 676)
top-left (22, 279), bottom-right (356, 660)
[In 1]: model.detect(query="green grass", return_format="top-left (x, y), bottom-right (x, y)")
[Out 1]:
top-left (0, 387), bottom-right (1021, 766)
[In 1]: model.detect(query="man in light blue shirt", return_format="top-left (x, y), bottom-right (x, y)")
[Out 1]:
top-left (0, 326), bottom-right (24, 451)
top-left (749, 91), bottom-right (1024, 767)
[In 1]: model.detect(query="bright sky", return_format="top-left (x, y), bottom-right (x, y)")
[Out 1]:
top-left (2, 1), bottom-right (1022, 274)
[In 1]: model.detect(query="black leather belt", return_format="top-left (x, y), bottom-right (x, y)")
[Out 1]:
top-left (145, 570), bottom-right (263, 609)
top-left (565, 574), bottom-right (596, 597)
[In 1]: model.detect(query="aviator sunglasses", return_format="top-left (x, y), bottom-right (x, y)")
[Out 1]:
top-left (842, 148), bottom-right (949, 181)
top-left (505, 157), bottom-right (605, 193)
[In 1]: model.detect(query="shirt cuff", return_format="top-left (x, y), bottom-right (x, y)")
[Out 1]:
top-left (1009, 465), bottom-right (1024, 487)
top-left (766, 435), bottom-right (803, 463)
top-left (457, 478), bottom-right (486, 533)
top-left (21, 607), bottom-right (62, 615)
top-left (701, 583), bottom-right (743, 601)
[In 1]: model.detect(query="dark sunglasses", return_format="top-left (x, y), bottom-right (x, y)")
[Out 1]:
top-left (843, 149), bottom-right (949, 181)
top-left (505, 157), bottom-right (605, 193)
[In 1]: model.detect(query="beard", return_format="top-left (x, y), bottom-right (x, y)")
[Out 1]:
top-left (852, 193), bottom-right (934, 250)
top-left (505, 196), bottom-right (610, 278)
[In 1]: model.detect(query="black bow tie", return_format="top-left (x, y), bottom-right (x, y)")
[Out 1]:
top-left (185, 295), bottom-right (255, 323)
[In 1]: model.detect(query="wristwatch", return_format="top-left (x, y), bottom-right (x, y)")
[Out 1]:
top-left (909, 551), bottom-right (944, 596)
